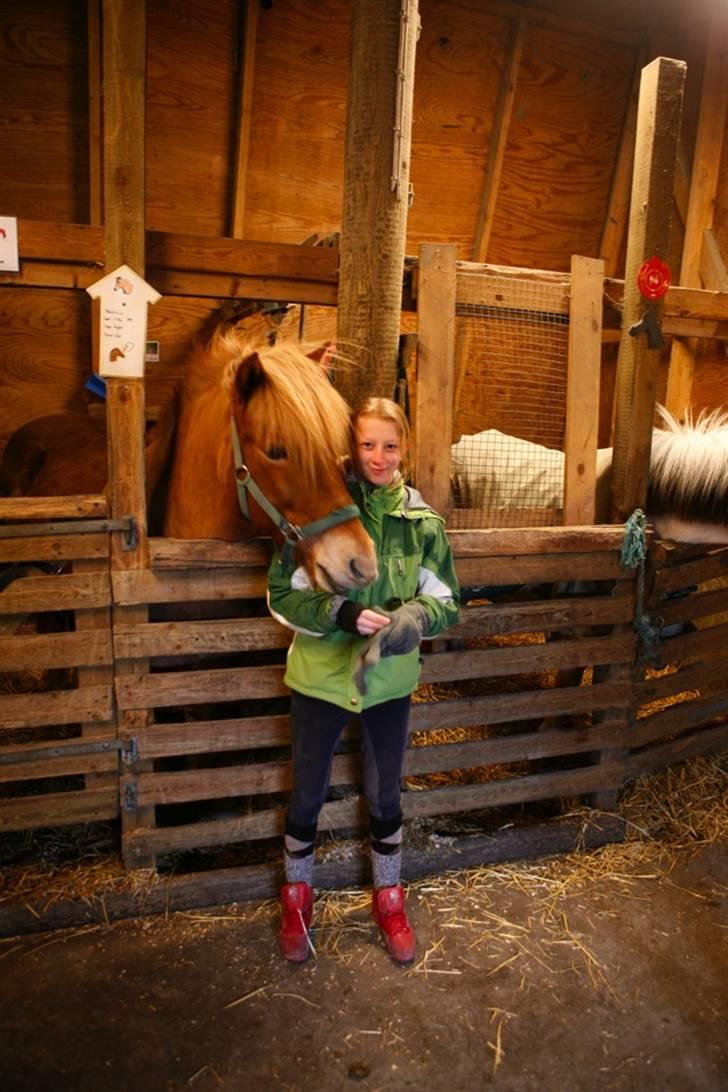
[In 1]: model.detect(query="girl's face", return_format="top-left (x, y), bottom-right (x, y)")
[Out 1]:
top-left (354, 414), bottom-right (403, 487)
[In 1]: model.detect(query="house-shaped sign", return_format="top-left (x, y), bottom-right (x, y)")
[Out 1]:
top-left (86, 264), bottom-right (161, 378)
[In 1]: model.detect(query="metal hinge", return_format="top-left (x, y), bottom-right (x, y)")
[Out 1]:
top-left (120, 737), bottom-right (138, 765)
top-left (123, 780), bottom-right (138, 812)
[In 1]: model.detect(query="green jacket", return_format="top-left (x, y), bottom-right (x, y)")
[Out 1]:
top-left (267, 476), bottom-right (460, 711)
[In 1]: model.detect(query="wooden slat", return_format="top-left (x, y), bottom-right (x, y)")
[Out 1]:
top-left (449, 526), bottom-right (629, 556)
top-left (14, 220), bottom-right (104, 262)
top-left (630, 689), bottom-right (728, 749)
top-left (231, 0), bottom-right (258, 238)
top-left (0, 533), bottom-right (109, 563)
top-left (149, 270), bottom-right (338, 306)
top-left (0, 572), bottom-right (111, 614)
top-left (471, 16), bottom-right (526, 262)
top-left (115, 664), bottom-right (286, 710)
top-left (414, 244), bottom-right (457, 515)
top-left (149, 536), bottom-right (271, 568)
top-left (599, 46), bottom-right (646, 277)
top-left (422, 632), bottom-right (635, 684)
top-left (455, 551), bottom-right (625, 587)
top-left (130, 714), bottom-right (292, 759)
top-left (0, 629), bottom-right (112, 672)
top-left (665, 8), bottom-right (728, 417)
top-left (648, 585), bottom-right (728, 628)
top-left (123, 761), bottom-right (624, 855)
top-left (146, 232), bottom-right (339, 281)
top-left (651, 619), bottom-right (728, 668)
top-left (127, 716), bottom-right (630, 808)
top-left (625, 721), bottom-right (728, 779)
top-left (112, 568), bottom-right (267, 606)
top-left (451, 592), bottom-right (635, 639)
top-left (0, 685), bottom-right (113, 730)
top-left (635, 656), bottom-right (727, 706)
top-left (87, 0), bottom-right (103, 225)
top-left (113, 616), bottom-right (288, 660)
top-left (0, 496), bottom-right (108, 520)
top-left (662, 285), bottom-right (728, 322)
top-left (0, 750), bottom-right (117, 784)
top-left (455, 262), bottom-right (571, 313)
top-left (651, 548), bottom-right (728, 596)
top-left (0, 788), bottom-right (118, 832)
top-left (563, 255), bottom-right (604, 524)
top-left (410, 678), bottom-right (633, 732)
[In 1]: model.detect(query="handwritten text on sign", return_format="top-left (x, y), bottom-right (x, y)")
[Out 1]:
top-left (86, 265), bottom-right (161, 378)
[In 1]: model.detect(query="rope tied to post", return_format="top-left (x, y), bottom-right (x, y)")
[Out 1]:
top-left (620, 508), bottom-right (660, 663)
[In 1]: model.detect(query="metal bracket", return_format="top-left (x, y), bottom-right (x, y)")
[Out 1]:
top-left (120, 737), bottom-right (138, 765)
top-left (123, 780), bottom-right (138, 812)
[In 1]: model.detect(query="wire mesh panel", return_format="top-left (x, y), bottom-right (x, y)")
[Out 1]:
top-left (450, 268), bottom-right (571, 529)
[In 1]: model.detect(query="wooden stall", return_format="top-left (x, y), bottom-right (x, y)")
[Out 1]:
top-left (1, 1), bottom-right (728, 924)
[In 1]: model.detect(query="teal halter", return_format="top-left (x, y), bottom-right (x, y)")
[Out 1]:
top-left (230, 417), bottom-right (360, 560)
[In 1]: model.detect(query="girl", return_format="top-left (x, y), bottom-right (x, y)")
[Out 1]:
top-left (267, 396), bottom-right (460, 964)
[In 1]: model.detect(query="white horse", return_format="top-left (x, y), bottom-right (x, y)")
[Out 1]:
top-left (451, 406), bottom-right (728, 545)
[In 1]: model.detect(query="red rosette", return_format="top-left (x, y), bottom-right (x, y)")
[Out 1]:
top-left (637, 257), bottom-right (671, 300)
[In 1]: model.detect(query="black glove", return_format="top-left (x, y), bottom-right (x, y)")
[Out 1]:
top-left (353, 602), bottom-right (430, 695)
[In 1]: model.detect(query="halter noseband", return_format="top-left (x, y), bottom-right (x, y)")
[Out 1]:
top-left (230, 417), bottom-right (360, 561)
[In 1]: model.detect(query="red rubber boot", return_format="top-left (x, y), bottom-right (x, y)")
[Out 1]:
top-left (278, 882), bottom-right (314, 962)
top-left (372, 884), bottom-right (416, 964)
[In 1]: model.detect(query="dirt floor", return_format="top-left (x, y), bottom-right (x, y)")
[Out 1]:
top-left (1, 760), bottom-right (727, 1092)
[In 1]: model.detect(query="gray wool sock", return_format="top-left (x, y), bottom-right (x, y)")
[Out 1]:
top-left (284, 838), bottom-right (314, 886)
top-left (371, 848), bottom-right (402, 890)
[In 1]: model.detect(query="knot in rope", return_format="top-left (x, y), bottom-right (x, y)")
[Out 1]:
top-left (620, 508), bottom-right (660, 663)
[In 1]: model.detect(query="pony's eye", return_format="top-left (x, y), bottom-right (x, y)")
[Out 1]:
top-left (265, 445), bottom-right (287, 461)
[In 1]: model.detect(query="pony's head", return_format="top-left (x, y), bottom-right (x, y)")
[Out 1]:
top-left (227, 336), bottom-right (378, 591)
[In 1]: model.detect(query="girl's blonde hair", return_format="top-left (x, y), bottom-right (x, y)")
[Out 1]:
top-left (351, 396), bottom-right (413, 482)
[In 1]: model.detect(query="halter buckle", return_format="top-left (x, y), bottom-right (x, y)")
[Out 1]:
top-left (281, 521), bottom-right (304, 544)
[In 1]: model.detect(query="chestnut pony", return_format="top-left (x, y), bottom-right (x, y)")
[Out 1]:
top-left (162, 329), bottom-right (377, 592)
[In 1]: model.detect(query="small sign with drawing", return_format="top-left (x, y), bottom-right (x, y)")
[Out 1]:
top-left (0, 216), bottom-right (20, 273)
top-left (86, 264), bottom-right (161, 378)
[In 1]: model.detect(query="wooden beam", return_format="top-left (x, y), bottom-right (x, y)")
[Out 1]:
top-left (665, 9), bottom-right (728, 419)
top-left (414, 244), bottom-right (457, 517)
top-left (87, 0), bottom-right (103, 225)
top-left (471, 16), bottom-right (526, 262)
top-left (599, 45), bottom-right (647, 278)
top-left (563, 256), bottom-right (604, 524)
top-left (609, 57), bottom-right (686, 523)
top-left (231, 0), bottom-right (258, 238)
top-left (102, 0), bottom-right (154, 867)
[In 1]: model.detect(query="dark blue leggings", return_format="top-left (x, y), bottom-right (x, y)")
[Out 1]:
top-left (285, 690), bottom-right (411, 844)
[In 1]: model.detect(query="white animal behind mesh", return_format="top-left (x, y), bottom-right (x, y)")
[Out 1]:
top-left (450, 269), bottom-right (572, 528)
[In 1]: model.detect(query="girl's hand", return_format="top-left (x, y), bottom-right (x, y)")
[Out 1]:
top-left (356, 608), bottom-right (392, 636)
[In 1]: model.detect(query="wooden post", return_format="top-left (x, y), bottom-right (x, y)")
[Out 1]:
top-left (471, 16), bottom-right (526, 264)
top-left (413, 244), bottom-right (457, 517)
top-left (609, 57), bottom-right (686, 524)
top-left (336, 0), bottom-right (419, 406)
top-left (102, 0), bottom-right (154, 868)
top-left (231, 0), bottom-right (258, 238)
top-left (87, 0), bottom-right (103, 225)
top-left (563, 255), bottom-right (604, 525)
top-left (598, 46), bottom-right (647, 278)
top-left (665, 10), bottom-right (728, 420)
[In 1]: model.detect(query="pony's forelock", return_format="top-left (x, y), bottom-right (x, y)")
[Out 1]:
top-left (649, 403), bottom-right (728, 524)
top-left (230, 339), bottom-right (351, 488)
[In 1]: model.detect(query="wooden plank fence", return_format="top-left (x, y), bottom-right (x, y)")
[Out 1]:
top-left (2, 520), bottom-right (727, 881)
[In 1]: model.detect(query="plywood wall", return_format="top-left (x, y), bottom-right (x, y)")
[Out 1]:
top-left (0, 0), bottom-right (726, 460)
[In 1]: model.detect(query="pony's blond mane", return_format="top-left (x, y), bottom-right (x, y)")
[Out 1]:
top-left (180, 328), bottom-right (351, 492)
